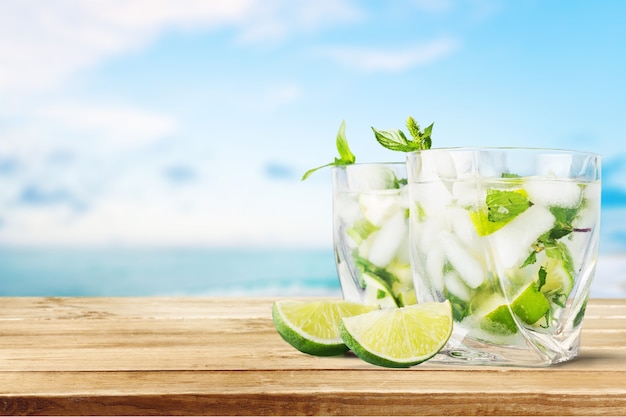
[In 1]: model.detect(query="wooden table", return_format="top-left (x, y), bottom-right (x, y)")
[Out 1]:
top-left (0, 297), bottom-right (624, 416)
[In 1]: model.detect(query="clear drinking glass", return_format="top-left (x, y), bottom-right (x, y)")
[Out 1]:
top-left (333, 163), bottom-right (417, 308)
top-left (406, 147), bottom-right (601, 366)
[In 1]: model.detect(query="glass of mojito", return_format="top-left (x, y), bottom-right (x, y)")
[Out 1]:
top-left (407, 147), bottom-right (601, 366)
top-left (333, 163), bottom-right (417, 309)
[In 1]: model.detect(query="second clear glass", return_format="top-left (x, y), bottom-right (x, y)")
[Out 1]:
top-left (333, 163), bottom-right (417, 308)
top-left (406, 147), bottom-right (601, 366)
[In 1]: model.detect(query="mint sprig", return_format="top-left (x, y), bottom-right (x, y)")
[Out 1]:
top-left (371, 116), bottom-right (433, 152)
top-left (302, 120), bottom-right (356, 180)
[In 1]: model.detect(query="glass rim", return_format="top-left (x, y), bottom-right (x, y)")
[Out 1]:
top-left (331, 161), bottom-right (405, 170)
top-left (407, 146), bottom-right (601, 158)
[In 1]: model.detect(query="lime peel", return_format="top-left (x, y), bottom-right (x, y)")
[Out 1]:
top-left (272, 299), bottom-right (375, 356)
top-left (339, 301), bottom-right (453, 368)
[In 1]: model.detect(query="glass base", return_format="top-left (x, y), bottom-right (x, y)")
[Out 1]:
top-left (427, 330), bottom-right (580, 367)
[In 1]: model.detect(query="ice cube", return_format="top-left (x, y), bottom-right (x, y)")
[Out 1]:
top-left (394, 228), bottom-right (411, 265)
top-left (419, 211), bottom-right (451, 249)
top-left (489, 204), bottom-right (556, 269)
top-left (410, 151), bottom-right (457, 181)
top-left (351, 165), bottom-right (398, 189)
top-left (335, 193), bottom-right (362, 224)
top-left (537, 154), bottom-right (573, 178)
top-left (444, 271), bottom-right (471, 301)
top-left (525, 179), bottom-right (582, 208)
top-left (452, 180), bottom-right (482, 209)
top-left (449, 207), bottom-right (481, 249)
top-left (358, 192), bottom-right (402, 226)
top-left (425, 245), bottom-right (446, 293)
top-left (366, 211), bottom-right (406, 268)
top-left (410, 180), bottom-right (452, 214)
top-left (439, 231), bottom-right (486, 289)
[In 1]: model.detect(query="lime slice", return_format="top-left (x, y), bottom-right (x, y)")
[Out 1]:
top-left (396, 288), bottom-right (417, 307)
top-left (469, 207), bottom-right (505, 236)
top-left (481, 304), bottom-right (518, 335)
top-left (346, 218), bottom-right (378, 245)
top-left (339, 301), bottom-right (453, 368)
top-left (362, 273), bottom-right (399, 308)
top-left (511, 283), bottom-right (551, 324)
top-left (480, 284), bottom-right (550, 335)
top-left (272, 299), bottom-right (375, 356)
top-left (540, 259), bottom-right (574, 297)
top-left (469, 188), bottom-right (532, 236)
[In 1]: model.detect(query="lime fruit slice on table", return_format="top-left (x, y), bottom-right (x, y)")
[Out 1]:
top-left (339, 301), bottom-right (453, 368)
top-left (272, 299), bottom-right (376, 356)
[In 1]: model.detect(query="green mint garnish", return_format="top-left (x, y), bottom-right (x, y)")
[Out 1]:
top-left (501, 173), bottom-right (521, 178)
top-left (486, 189), bottom-right (533, 224)
top-left (537, 266), bottom-right (547, 291)
top-left (371, 116), bottom-right (433, 152)
top-left (523, 202), bottom-right (583, 274)
top-left (548, 206), bottom-right (579, 239)
top-left (302, 120), bottom-right (356, 180)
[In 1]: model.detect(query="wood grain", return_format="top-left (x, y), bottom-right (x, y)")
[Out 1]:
top-left (0, 297), bottom-right (624, 416)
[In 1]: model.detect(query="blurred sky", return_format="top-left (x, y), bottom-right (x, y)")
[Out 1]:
top-left (0, 0), bottom-right (625, 251)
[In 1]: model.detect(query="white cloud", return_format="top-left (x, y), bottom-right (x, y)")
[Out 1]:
top-left (0, 179), bottom-right (333, 248)
top-left (322, 37), bottom-right (460, 72)
top-left (0, 0), bottom-right (255, 92)
top-left (235, 0), bottom-right (363, 44)
top-left (37, 103), bottom-right (177, 151)
top-left (0, 0), bottom-right (361, 93)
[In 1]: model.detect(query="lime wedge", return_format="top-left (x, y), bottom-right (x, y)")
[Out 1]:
top-left (346, 218), bottom-right (378, 245)
top-left (480, 283), bottom-right (551, 335)
top-left (540, 259), bottom-right (574, 297)
top-left (339, 301), bottom-right (453, 368)
top-left (272, 299), bottom-right (375, 356)
top-left (511, 283), bottom-right (551, 324)
top-left (397, 288), bottom-right (417, 307)
top-left (362, 273), bottom-right (399, 308)
top-left (481, 304), bottom-right (517, 335)
top-left (469, 188), bottom-right (532, 236)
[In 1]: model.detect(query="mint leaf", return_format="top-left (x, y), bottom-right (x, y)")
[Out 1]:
top-left (521, 251), bottom-right (537, 268)
top-left (573, 298), bottom-right (588, 327)
top-left (371, 116), bottom-right (434, 153)
top-left (302, 120), bottom-right (356, 180)
top-left (486, 189), bottom-right (533, 223)
top-left (547, 206), bottom-right (579, 239)
top-left (335, 119), bottom-right (355, 163)
top-left (501, 172), bottom-right (521, 178)
top-left (371, 128), bottom-right (414, 152)
top-left (537, 266), bottom-right (547, 291)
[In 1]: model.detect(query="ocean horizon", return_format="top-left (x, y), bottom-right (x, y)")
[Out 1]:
top-left (1, 247), bottom-right (624, 298)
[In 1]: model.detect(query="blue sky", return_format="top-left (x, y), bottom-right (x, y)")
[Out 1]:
top-left (0, 0), bottom-right (625, 251)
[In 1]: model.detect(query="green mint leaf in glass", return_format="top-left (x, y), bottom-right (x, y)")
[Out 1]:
top-left (537, 266), bottom-right (547, 291)
top-left (486, 189), bottom-right (533, 223)
top-left (302, 120), bottom-right (356, 180)
top-left (521, 251), bottom-right (537, 268)
top-left (371, 115), bottom-right (434, 153)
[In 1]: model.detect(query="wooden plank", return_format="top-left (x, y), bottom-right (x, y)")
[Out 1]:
top-left (0, 297), bottom-right (624, 416)
top-left (0, 370), bottom-right (625, 415)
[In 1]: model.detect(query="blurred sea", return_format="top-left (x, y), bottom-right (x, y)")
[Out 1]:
top-left (0, 247), bottom-right (624, 298)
